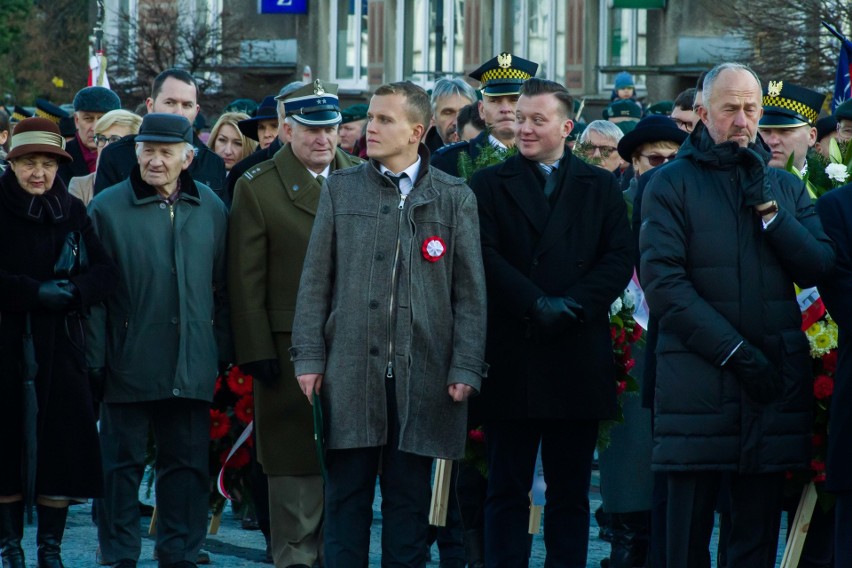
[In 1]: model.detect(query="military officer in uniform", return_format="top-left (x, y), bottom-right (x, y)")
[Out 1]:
top-left (757, 81), bottom-right (824, 173)
top-left (227, 80), bottom-right (362, 568)
top-left (431, 53), bottom-right (538, 178)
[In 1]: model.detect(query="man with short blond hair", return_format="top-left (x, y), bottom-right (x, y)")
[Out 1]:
top-left (291, 81), bottom-right (487, 567)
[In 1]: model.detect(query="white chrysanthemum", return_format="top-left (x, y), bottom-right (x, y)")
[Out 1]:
top-left (610, 297), bottom-right (623, 317)
top-left (826, 163), bottom-right (850, 184)
top-left (622, 290), bottom-right (635, 310)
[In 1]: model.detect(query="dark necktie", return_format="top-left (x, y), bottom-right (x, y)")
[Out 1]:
top-left (385, 172), bottom-right (408, 194)
top-left (542, 163), bottom-right (559, 198)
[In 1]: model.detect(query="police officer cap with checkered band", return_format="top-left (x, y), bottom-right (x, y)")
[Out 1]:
top-left (760, 81), bottom-right (825, 128)
top-left (469, 53), bottom-right (539, 97)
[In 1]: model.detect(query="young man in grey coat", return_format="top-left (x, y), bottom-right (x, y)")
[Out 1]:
top-left (290, 81), bottom-right (488, 567)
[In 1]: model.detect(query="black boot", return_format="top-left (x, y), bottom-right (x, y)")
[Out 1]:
top-left (604, 512), bottom-right (650, 568)
top-left (463, 529), bottom-right (484, 568)
top-left (36, 504), bottom-right (68, 568)
top-left (0, 501), bottom-right (25, 568)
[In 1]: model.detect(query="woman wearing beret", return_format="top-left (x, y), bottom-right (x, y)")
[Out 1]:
top-left (597, 114), bottom-right (687, 568)
top-left (0, 117), bottom-right (118, 568)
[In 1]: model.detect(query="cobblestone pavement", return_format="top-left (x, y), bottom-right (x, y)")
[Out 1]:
top-left (27, 471), bottom-right (786, 567)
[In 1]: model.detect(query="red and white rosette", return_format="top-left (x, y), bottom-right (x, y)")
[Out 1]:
top-left (421, 236), bottom-right (446, 262)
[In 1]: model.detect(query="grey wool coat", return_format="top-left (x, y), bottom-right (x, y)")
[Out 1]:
top-left (290, 147), bottom-right (488, 460)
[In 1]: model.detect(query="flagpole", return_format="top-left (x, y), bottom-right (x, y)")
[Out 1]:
top-left (821, 20), bottom-right (849, 45)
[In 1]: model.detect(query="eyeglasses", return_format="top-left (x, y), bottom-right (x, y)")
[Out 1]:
top-left (640, 153), bottom-right (676, 167)
top-left (94, 134), bottom-right (123, 147)
top-left (673, 119), bottom-right (695, 132)
top-left (582, 144), bottom-right (618, 158)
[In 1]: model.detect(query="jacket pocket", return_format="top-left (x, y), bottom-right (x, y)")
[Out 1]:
top-left (655, 347), bottom-right (724, 414)
top-left (763, 329), bottom-right (811, 411)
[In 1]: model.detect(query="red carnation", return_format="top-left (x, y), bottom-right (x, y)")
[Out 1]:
top-left (631, 323), bottom-right (644, 343)
top-left (822, 350), bottom-right (838, 373)
top-left (812, 433), bottom-right (825, 448)
top-left (235, 395), bottom-right (254, 424)
top-left (810, 458), bottom-right (826, 472)
top-left (214, 375), bottom-right (223, 394)
top-left (468, 428), bottom-right (485, 444)
top-left (221, 447), bottom-right (250, 470)
top-left (210, 409), bottom-right (231, 440)
top-left (814, 375), bottom-right (834, 400)
top-left (624, 359), bottom-right (636, 373)
top-left (813, 472), bottom-right (827, 483)
top-left (227, 366), bottom-right (254, 396)
top-left (610, 325), bottom-right (618, 340)
top-left (616, 380), bottom-right (627, 397)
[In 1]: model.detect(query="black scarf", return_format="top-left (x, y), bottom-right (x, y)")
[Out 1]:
top-left (0, 166), bottom-right (71, 224)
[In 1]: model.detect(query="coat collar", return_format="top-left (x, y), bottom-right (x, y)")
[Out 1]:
top-left (366, 143), bottom-right (437, 202)
top-left (129, 166), bottom-right (201, 205)
top-left (275, 145), bottom-right (363, 215)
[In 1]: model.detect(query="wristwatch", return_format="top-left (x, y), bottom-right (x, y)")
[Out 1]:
top-left (755, 200), bottom-right (779, 216)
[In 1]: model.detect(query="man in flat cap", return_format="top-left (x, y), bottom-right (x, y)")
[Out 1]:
top-left (238, 95), bottom-right (280, 151)
top-left (228, 79), bottom-right (361, 568)
top-left (87, 112), bottom-right (230, 568)
top-left (758, 81), bottom-right (824, 172)
top-left (58, 86), bottom-right (121, 185)
top-left (94, 69), bottom-right (227, 205)
top-left (338, 103), bottom-right (368, 155)
top-left (835, 99), bottom-right (852, 143)
top-left (431, 53), bottom-right (538, 178)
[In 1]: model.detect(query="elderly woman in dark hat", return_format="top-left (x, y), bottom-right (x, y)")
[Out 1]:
top-left (0, 117), bottom-right (118, 568)
top-left (596, 114), bottom-right (687, 568)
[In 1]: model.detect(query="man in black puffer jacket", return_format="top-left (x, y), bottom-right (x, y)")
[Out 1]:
top-left (639, 62), bottom-right (835, 566)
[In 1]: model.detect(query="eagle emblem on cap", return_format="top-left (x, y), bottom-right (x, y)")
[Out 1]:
top-left (313, 79), bottom-right (325, 96)
top-left (767, 81), bottom-right (783, 97)
top-left (497, 53), bottom-right (512, 69)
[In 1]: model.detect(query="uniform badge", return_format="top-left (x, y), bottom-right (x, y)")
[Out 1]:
top-left (314, 79), bottom-right (325, 96)
top-left (767, 81), bottom-right (783, 97)
top-left (422, 236), bottom-right (446, 262)
top-left (497, 53), bottom-right (512, 69)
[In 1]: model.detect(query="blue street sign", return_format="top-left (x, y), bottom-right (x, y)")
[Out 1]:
top-left (259, 0), bottom-right (308, 14)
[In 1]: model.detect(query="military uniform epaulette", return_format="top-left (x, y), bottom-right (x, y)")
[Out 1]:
top-left (433, 141), bottom-right (470, 156)
top-left (242, 160), bottom-right (275, 182)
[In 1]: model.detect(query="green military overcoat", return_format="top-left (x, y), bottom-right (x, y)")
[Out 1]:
top-left (228, 144), bottom-right (362, 475)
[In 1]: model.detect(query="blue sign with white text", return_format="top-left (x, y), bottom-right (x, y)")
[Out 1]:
top-left (259, 0), bottom-right (308, 14)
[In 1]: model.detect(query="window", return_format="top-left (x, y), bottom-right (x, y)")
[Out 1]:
top-left (330, 0), bottom-right (368, 88)
top-left (598, 0), bottom-right (647, 92)
top-left (503, 0), bottom-right (567, 83)
top-left (401, 0), bottom-right (465, 88)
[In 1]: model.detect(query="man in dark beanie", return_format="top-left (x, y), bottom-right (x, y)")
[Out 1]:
top-left (57, 86), bottom-right (122, 185)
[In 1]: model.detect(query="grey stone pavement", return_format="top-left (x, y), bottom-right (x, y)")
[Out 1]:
top-left (21, 469), bottom-right (788, 567)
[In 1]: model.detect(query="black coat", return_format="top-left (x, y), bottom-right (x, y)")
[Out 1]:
top-left (815, 184), bottom-right (852, 492)
top-left (0, 168), bottom-right (118, 497)
top-left (640, 127), bottom-right (835, 473)
top-left (57, 136), bottom-right (92, 186)
top-left (470, 152), bottom-right (634, 420)
top-left (430, 130), bottom-right (490, 178)
top-left (93, 133), bottom-right (227, 204)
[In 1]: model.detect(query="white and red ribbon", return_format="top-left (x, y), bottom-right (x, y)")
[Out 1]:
top-left (216, 420), bottom-right (253, 501)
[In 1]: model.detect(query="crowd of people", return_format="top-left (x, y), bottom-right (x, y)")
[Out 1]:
top-left (1, 52), bottom-right (852, 568)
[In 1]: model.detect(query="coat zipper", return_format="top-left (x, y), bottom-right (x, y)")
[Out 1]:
top-left (386, 190), bottom-right (407, 378)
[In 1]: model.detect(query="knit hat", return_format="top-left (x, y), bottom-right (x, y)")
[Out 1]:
top-left (614, 72), bottom-right (635, 90)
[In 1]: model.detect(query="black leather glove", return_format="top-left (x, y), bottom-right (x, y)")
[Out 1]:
top-left (38, 279), bottom-right (76, 310)
top-left (88, 367), bottom-right (106, 403)
top-left (738, 147), bottom-right (775, 207)
top-left (240, 359), bottom-right (281, 385)
top-left (727, 342), bottom-right (782, 404)
top-left (528, 296), bottom-right (585, 339)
